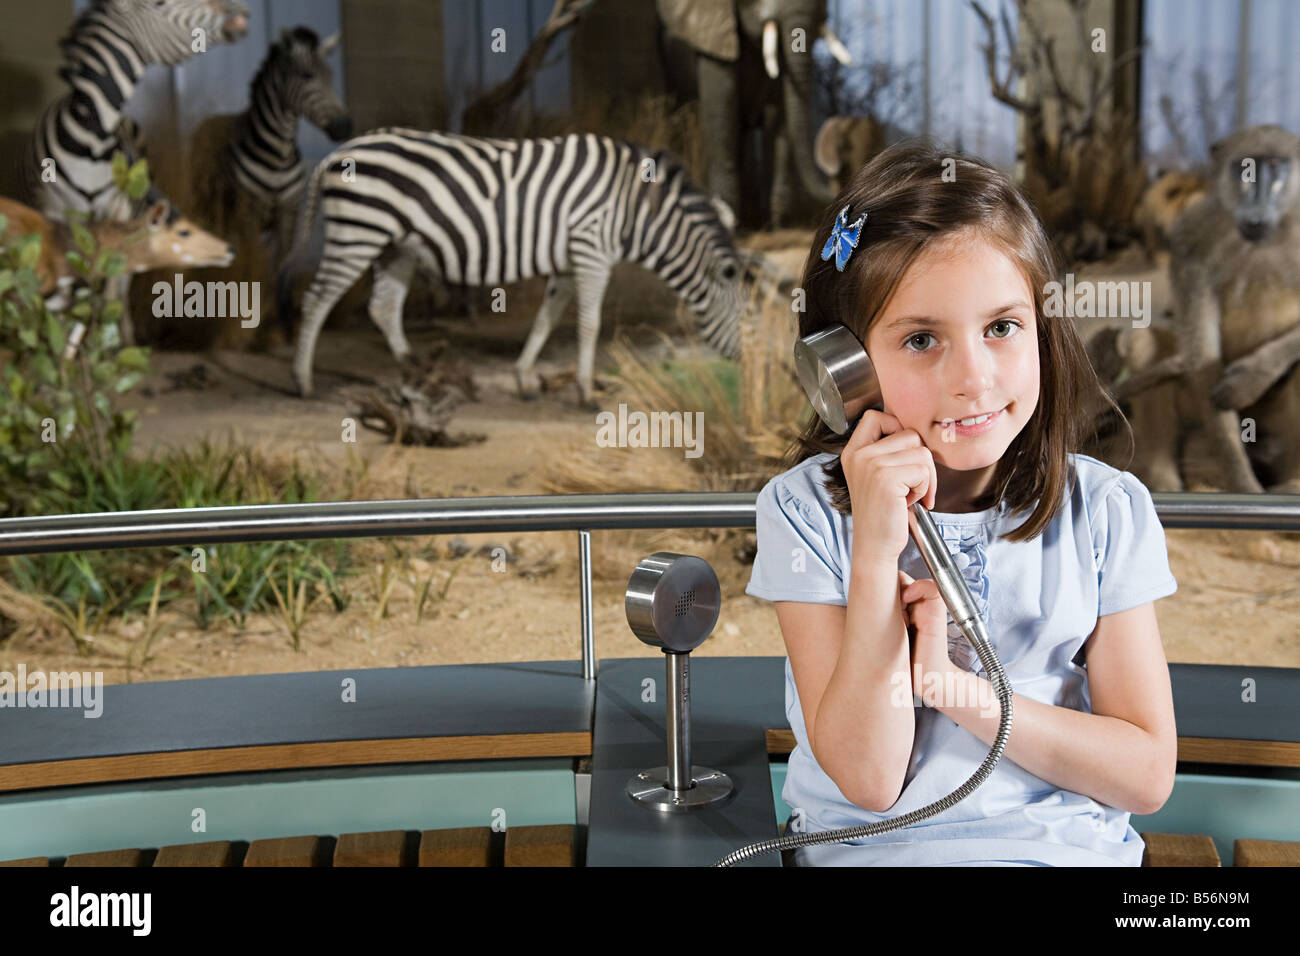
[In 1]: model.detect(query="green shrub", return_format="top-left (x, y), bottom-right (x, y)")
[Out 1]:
top-left (0, 156), bottom-right (356, 650)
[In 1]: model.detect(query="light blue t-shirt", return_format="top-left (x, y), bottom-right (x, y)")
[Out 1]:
top-left (745, 451), bottom-right (1178, 867)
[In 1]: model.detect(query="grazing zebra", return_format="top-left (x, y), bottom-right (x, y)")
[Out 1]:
top-left (190, 27), bottom-right (352, 272)
top-left (281, 129), bottom-right (751, 408)
top-left (23, 0), bottom-right (251, 223)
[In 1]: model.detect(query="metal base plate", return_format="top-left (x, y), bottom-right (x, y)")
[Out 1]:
top-left (626, 766), bottom-right (734, 812)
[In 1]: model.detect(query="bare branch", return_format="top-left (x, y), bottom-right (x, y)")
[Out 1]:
top-left (1086, 43), bottom-right (1145, 118)
top-left (461, 0), bottom-right (595, 132)
top-left (970, 0), bottom-right (1037, 113)
top-left (1015, 0), bottom-right (1084, 113)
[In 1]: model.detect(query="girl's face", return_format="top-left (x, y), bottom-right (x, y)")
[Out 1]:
top-left (865, 230), bottom-right (1039, 479)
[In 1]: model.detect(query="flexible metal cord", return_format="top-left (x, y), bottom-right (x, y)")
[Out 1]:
top-left (713, 633), bottom-right (1013, 867)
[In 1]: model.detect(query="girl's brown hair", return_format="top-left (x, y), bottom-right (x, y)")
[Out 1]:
top-left (783, 138), bottom-right (1131, 543)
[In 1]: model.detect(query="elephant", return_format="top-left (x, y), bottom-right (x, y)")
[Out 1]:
top-left (657, 0), bottom-right (852, 230)
top-left (814, 114), bottom-right (887, 195)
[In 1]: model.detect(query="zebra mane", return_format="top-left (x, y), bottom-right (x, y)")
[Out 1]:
top-left (636, 146), bottom-right (734, 247)
top-left (57, 2), bottom-right (121, 79)
top-left (249, 25), bottom-right (322, 92)
top-left (279, 25), bottom-right (323, 50)
top-left (59, 0), bottom-right (108, 47)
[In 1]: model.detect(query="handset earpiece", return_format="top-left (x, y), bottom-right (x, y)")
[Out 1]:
top-left (792, 324), bottom-right (882, 436)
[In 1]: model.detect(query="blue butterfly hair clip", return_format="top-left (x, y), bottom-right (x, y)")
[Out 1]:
top-left (821, 203), bottom-right (868, 272)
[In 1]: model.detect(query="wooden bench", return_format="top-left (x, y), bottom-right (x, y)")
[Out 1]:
top-left (0, 825), bottom-right (577, 867)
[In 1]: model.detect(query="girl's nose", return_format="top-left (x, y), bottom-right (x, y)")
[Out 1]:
top-left (948, 338), bottom-right (996, 397)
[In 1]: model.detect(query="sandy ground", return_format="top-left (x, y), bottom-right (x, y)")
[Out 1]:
top-left (2, 249), bottom-right (1298, 686)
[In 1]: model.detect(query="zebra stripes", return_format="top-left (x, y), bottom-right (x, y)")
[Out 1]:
top-left (283, 129), bottom-right (748, 407)
top-left (192, 26), bottom-right (351, 268)
top-left (23, 0), bottom-right (250, 222)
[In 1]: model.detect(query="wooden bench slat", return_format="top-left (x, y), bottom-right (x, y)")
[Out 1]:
top-left (334, 830), bottom-right (416, 867)
top-left (1139, 832), bottom-right (1221, 867)
top-left (504, 824), bottom-right (576, 867)
top-left (1234, 839), bottom-right (1300, 866)
top-left (419, 827), bottom-right (494, 867)
top-left (244, 836), bottom-right (330, 867)
top-left (154, 841), bottom-right (237, 867)
top-left (65, 849), bottom-right (147, 867)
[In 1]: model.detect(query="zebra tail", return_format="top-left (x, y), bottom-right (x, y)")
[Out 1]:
top-left (276, 154), bottom-right (330, 333)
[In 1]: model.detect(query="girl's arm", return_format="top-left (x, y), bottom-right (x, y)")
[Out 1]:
top-left (778, 555), bottom-right (916, 813)
top-left (935, 601), bottom-right (1178, 815)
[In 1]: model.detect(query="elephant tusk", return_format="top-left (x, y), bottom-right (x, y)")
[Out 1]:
top-left (822, 23), bottom-right (853, 65)
top-left (710, 196), bottom-right (737, 232)
top-left (763, 20), bottom-right (780, 79)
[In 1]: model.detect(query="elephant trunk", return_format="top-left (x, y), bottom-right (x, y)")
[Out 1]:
top-left (777, 18), bottom-right (833, 207)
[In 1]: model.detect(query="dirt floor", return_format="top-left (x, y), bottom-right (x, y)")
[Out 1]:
top-left (2, 247), bottom-right (1298, 686)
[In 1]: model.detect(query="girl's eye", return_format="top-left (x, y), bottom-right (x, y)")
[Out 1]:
top-left (903, 319), bottom-right (1023, 353)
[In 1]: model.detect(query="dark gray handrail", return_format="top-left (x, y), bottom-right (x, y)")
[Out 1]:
top-left (1, 490), bottom-right (1297, 680)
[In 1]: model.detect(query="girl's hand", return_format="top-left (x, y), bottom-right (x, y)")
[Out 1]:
top-left (900, 571), bottom-right (955, 706)
top-left (842, 410), bottom-right (937, 568)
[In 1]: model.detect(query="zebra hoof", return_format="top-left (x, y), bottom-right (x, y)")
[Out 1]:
top-left (514, 368), bottom-right (542, 400)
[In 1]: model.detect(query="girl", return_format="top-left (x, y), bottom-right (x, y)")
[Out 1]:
top-left (746, 140), bottom-right (1179, 866)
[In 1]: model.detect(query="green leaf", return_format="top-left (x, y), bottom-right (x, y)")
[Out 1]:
top-left (31, 353), bottom-right (55, 384)
top-left (0, 270), bottom-right (12, 296)
top-left (71, 222), bottom-right (95, 257)
top-left (65, 251), bottom-right (88, 275)
top-left (115, 347), bottom-right (149, 370)
top-left (44, 312), bottom-right (66, 353)
top-left (70, 301), bottom-right (92, 319)
top-left (103, 299), bottom-right (124, 321)
top-left (126, 159), bottom-right (150, 200)
top-left (48, 470), bottom-right (72, 490)
top-left (114, 371), bottom-right (142, 393)
top-left (0, 214), bottom-right (7, 235)
top-left (17, 328), bottom-right (37, 349)
top-left (17, 235), bottom-right (41, 270)
top-left (111, 152), bottom-right (128, 186)
top-left (101, 251), bottom-right (126, 278)
top-left (93, 392), bottom-right (110, 417)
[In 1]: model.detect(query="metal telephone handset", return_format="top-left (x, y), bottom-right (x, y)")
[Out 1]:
top-left (792, 323), bottom-right (989, 641)
top-left (713, 323), bottom-right (1016, 866)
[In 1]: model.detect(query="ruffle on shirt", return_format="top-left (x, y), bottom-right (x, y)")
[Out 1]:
top-left (939, 523), bottom-right (993, 675)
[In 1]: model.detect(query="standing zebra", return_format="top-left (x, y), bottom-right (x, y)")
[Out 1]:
top-left (23, 0), bottom-right (251, 222)
top-left (190, 27), bottom-right (352, 274)
top-left (281, 130), bottom-right (750, 408)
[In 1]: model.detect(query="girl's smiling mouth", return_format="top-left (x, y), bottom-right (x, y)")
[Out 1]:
top-left (937, 404), bottom-right (1008, 435)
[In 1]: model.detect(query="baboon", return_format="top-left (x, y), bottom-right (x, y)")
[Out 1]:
top-left (1133, 169), bottom-right (1206, 266)
top-left (1160, 124), bottom-right (1300, 494)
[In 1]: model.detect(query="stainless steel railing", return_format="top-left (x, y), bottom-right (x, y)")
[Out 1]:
top-left (0, 491), bottom-right (1297, 679)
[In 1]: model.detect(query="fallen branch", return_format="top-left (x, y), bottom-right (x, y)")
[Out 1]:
top-left (351, 343), bottom-right (486, 447)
